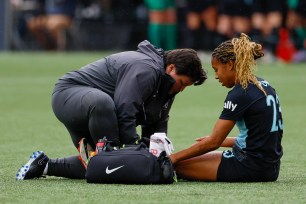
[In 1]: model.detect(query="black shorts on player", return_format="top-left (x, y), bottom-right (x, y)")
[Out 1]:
top-left (217, 0), bottom-right (252, 17)
top-left (187, 0), bottom-right (215, 13)
top-left (252, 0), bottom-right (287, 14)
top-left (217, 150), bottom-right (280, 182)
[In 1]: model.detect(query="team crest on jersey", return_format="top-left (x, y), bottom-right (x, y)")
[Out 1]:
top-left (224, 101), bottom-right (237, 111)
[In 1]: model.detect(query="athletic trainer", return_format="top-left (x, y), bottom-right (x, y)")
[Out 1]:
top-left (16, 40), bottom-right (207, 180)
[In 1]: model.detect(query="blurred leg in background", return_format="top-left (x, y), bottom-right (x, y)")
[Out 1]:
top-left (186, 0), bottom-right (217, 50)
top-left (27, 15), bottom-right (52, 49)
top-left (216, 0), bottom-right (252, 45)
top-left (45, 14), bottom-right (73, 50)
top-left (144, 0), bottom-right (177, 50)
top-left (27, 0), bottom-right (77, 51)
top-left (286, 0), bottom-right (306, 62)
top-left (251, 0), bottom-right (287, 54)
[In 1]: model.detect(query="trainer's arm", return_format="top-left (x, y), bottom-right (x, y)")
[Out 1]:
top-left (170, 119), bottom-right (235, 165)
top-left (114, 64), bottom-right (159, 144)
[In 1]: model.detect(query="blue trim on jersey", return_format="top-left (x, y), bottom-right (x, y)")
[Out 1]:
top-left (235, 120), bottom-right (248, 149)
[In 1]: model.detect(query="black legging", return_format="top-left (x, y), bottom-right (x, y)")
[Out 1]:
top-left (52, 86), bottom-right (120, 147)
top-left (47, 156), bottom-right (86, 179)
top-left (48, 86), bottom-right (120, 179)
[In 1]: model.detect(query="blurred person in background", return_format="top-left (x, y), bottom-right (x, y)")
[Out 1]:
top-left (286, 0), bottom-right (306, 62)
top-left (144, 0), bottom-right (177, 50)
top-left (185, 0), bottom-right (218, 50)
top-left (251, 0), bottom-right (287, 56)
top-left (27, 0), bottom-right (77, 50)
top-left (10, 0), bottom-right (44, 50)
top-left (216, 0), bottom-right (252, 44)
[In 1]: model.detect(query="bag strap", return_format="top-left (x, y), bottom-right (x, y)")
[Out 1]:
top-left (135, 142), bottom-right (148, 151)
top-left (119, 142), bottom-right (148, 151)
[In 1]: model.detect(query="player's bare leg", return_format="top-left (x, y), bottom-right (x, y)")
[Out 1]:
top-left (175, 151), bottom-right (222, 181)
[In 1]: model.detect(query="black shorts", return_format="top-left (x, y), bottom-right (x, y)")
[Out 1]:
top-left (187, 0), bottom-right (216, 13)
top-left (217, 150), bottom-right (280, 182)
top-left (218, 0), bottom-right (251, 17)
top-left (252, 0), bottom-right (287, 13)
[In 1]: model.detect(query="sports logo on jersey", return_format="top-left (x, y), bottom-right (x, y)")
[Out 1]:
top-left (259, 80), bottom-right (270, 87)
top-left (224, 101), bottom-right (237, 111)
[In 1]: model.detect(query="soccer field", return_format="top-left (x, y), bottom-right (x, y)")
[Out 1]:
top-left (0, 52), bottom-right (305, 204)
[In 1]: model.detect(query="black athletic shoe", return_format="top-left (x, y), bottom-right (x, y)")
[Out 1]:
top-left (16, 151), bottom-right (49, 180)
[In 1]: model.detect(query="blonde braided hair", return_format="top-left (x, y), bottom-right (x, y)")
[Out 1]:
top-left (212, 33), bottom-right (266, 95)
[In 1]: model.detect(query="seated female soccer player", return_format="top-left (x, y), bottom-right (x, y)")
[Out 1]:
top-left (169, 33), bottom-right (283, 182)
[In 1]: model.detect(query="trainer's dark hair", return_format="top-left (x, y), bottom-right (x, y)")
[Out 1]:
top-left (164, 49), bottom-right (207, 85)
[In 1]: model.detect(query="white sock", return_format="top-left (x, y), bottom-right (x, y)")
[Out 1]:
top-left (42, 163), bottom-right (48, 176)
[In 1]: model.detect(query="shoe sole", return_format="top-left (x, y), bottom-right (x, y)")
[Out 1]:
top-left (78, 138), bottom-right (94, 169)
top-left (78, 138), bottom-right (89, 169)
top-left (16, 151), bottom-right (44, 181)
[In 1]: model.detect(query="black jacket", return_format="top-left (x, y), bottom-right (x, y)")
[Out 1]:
top-left (54, 41), bottom-right (176, 144)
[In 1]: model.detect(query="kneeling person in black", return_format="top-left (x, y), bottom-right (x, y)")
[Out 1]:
top-left (16, 40), bottom-right (207, 180)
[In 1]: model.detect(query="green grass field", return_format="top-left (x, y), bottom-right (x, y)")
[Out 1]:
top-left (0, 52), bottom-right (305, 204)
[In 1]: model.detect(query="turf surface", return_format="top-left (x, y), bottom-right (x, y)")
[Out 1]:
top-left (0, 52), bottom-right (305, 204)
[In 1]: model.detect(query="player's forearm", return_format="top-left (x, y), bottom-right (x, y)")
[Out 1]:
top-left (170, 137), bottom-right (218, 165)
top-left (220, 137), bottom-right (236, 147)
top-left (170, 120), bottom-right (235, 165)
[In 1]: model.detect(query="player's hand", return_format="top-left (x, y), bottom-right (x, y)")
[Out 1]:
top-left (169, 154), bottom-right (178, 166)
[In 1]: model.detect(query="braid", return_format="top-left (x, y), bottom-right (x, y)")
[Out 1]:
top-left (211, 40), bottom-right (235, 63)
top-left (212, 33), bottom-right (266, 95)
